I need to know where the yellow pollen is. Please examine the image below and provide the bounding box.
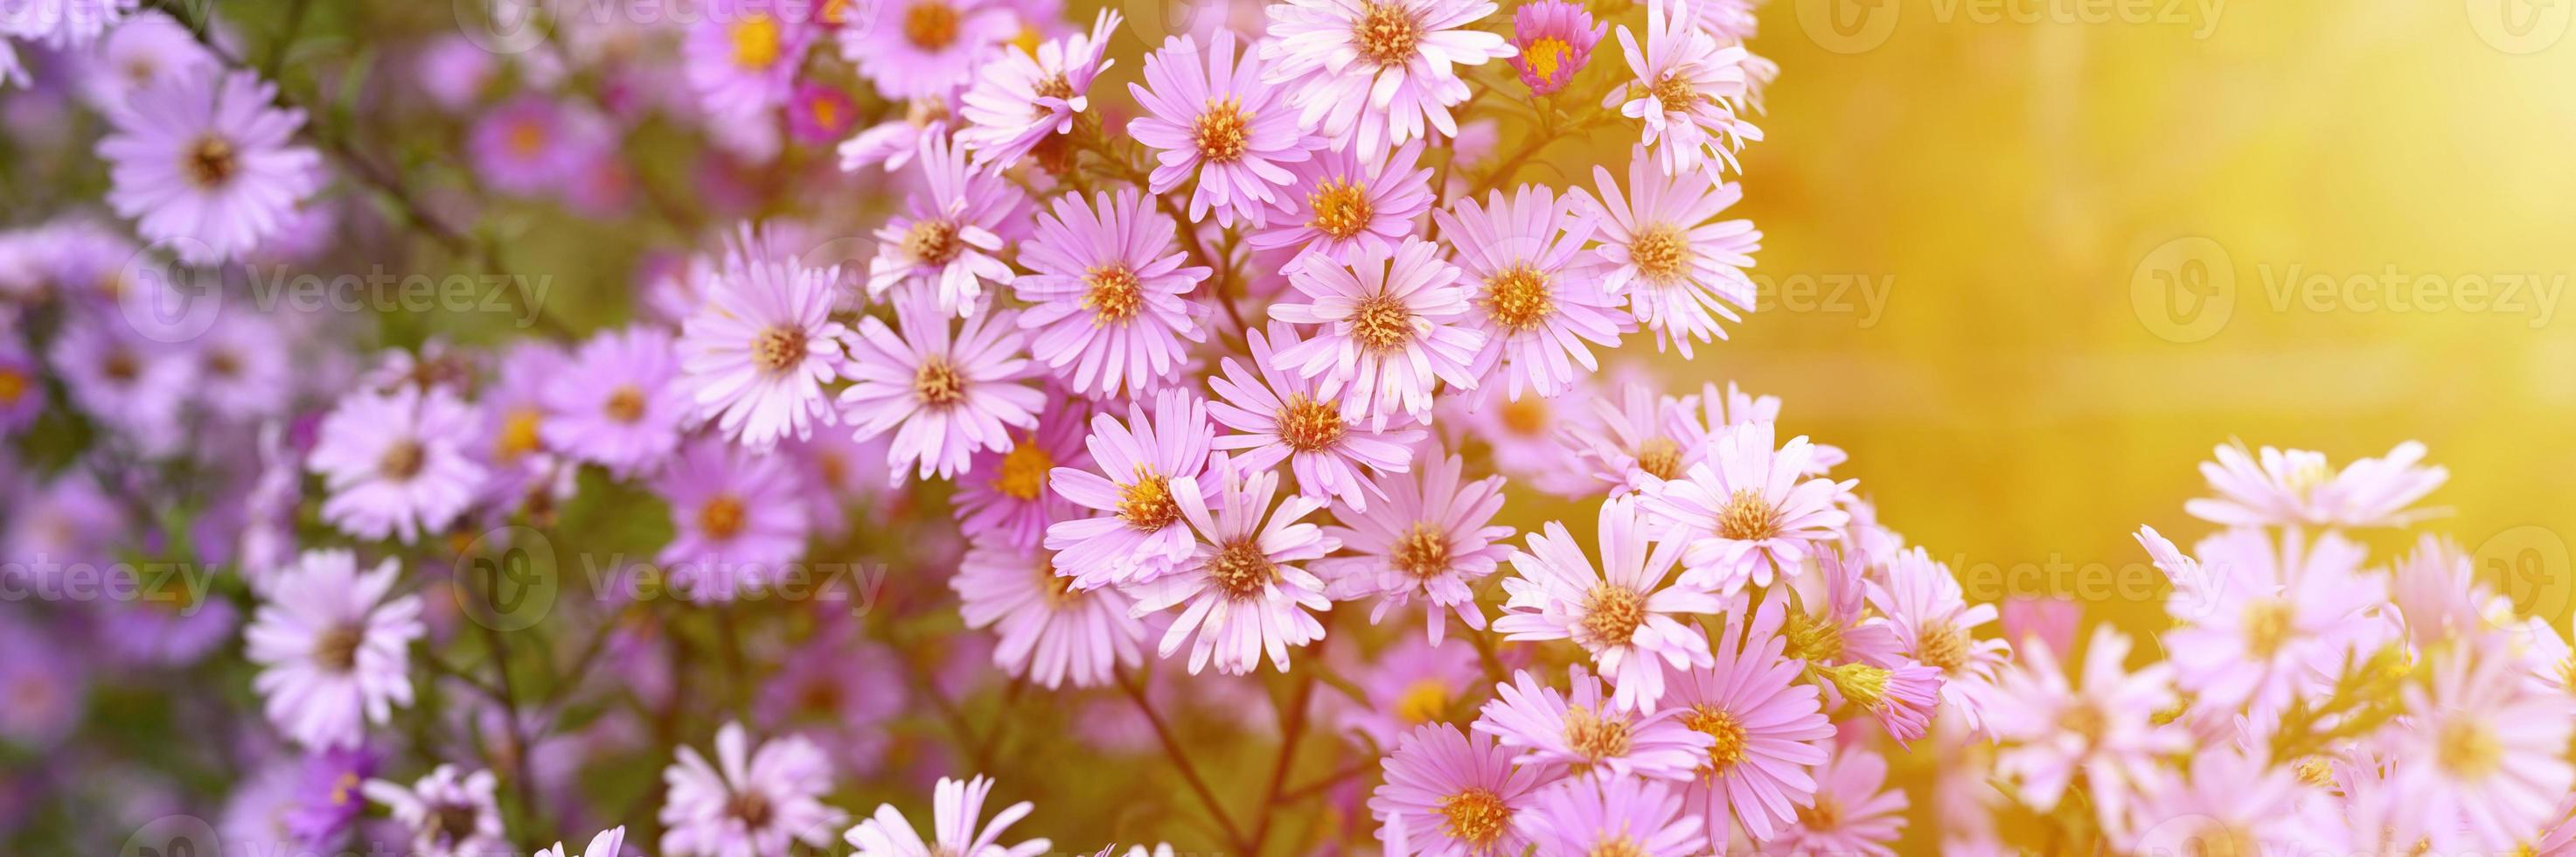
[2060,702,2108,748]
[903,219,964,266]
[1353,1,1424,66]
[1389,521,1451,579]
[729,14,783,70]
[496,408,543,462]
[1580,585,1646,646]
[699,494,747,540]
[1633,436,1683,481]
[184,134,237,188]
[1650,72,1702,113]
[0,367,27,404]
[902,0,960,50]
[1209,540,1278,598]
[1683,705,1749,773]
[604,386,646,423]
[1500,396,1549,436]
[2437,718,2503,779]
[1118,467,1180,530]
[1083,266,1144,323]
[1917,619,1969,672]
[1194,98,1250,163]
[1525,37,1571,81]
[2293,757,2335,789]
[1783,610,1846,663]
[1589,839,1647,857]
[809,94,842,129]
[1438,787,1510,847]
[1630,225,1690,283]
[915,359,968,407]
[506,119,547,157]
[378,439,426,480]
[1277,394,1345,452]
[1032,73,1075,102]
[1563,706,1632,762]
[2240,598,2294,659]
[1036,555,1082,608]
[1484,266,1554,332]
[751,325,806,373]
[1796,794,1841,832]
[1348,293,1415,352]
[1308,178,1374,240]
[993,436,1053,500]
[1716,488,1782,540]
[1395,678,1450,725]
[1824,662,1893,709]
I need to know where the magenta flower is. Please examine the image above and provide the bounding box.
[469,95,588,197]
[866,129,1027,316]
[1043,387,1217,589]
[679,226,850,449]
[682,0,813,121]
[957,10,1120,168]
[1670,596,1832,842]
[1257,0,1515,158]
[99,68,324,263]
[839,295,1045,482]
[1013,187,1210,398]
[838,96,953,173]
[310,384,487,543]
[48,311,190,455]
[839,0,1016,100]
[651,438,812,603]
[1511,772,1704,856]
[1270,236,1486,427]
[954,530,1145,689]
[1433,184,1628,400]
[1317,446,1513,645]
[1496,494,1720,712]
[1369,723,1547,856]
[245,550,423,750]
[786,83,860,145]
[1474,667,1711,780]
[1125,456,1339,675]
[1640,421,1853,594]
[543,324,693,480]
[1126,30,1311,227]
[661,722,847,856]
[2124,749,2329,857]
[1249,139,1437,263]
[952,395,1090,551]
[1209,323,1424,512]
[1584,155,1759,357]
[1611,0,1760,181]
[1507,1,1604,95]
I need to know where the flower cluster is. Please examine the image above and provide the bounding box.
[0,0,2558,854]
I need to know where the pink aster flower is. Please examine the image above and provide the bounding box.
[1370,723,1548,856]
[362,765,505,857]
[2140,526,2380,720]
[951,396,1089,550]
[1336,635,1486,744]
[2124,749,2329,857]
[1257,0,1515,158]
[2393,643,2576,854]
[953,530,1145,688]
[1512,774,1704,856]
[844,775,1050,857]
[1771,742,1906,857]
[1013,187,1210,398]
[245,549,423,750]
[1,0,134,46]
[536,827,627,857]
[1250,139,1437,263]
[683,0,813,118]
[1125,456,1339,674]
[1865,547,2011,735]
[1317,447,1512,645]
[1584,155,1759,356]
[1669,596,1833,842]
[866,129,1027,316]
[1126,30,1310,226]
[468,95,588,197]
[679,227,850,449]
[1507,1,1604,95]
[1989,627,2186,839]
[77,10,215,109]
[1474,667,1712,780]
[2186,440,2448,528]
[1270,236,1486,426]
[839,96,953,173]
[310,384,486,542]
[1611,0,1759,181]
[1434,184,1627,400]
[651,438,812,603]
[840,0,1016,100]
[661,722,848,857]
[1043,387,1217,588]
[543,324,693,480]
[838,295,1044,482]
[1210,324,1424,511]
[1497,493,1720,712]
[786,83,859,145]
[0,339,40,436]
[99,68,324,263]
[48,311,191,455]
[1640,421,1852,594]
[957,10,1120,168]
[1557,380,1705,495]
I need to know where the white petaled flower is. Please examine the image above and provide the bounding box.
[245,549,423,749]
[679,227,851,449]
[1494,494,1721,712]
[957,10,1121,169]
[661,721,849,857]
[0,0,136,48]
[1258,0,1515,159]
[98,68,324,263]
[1609,0,1759,181]
[535,827,627,857]
[2392,641,2576,854]
[1583,154,1759,357]
[309,384,487,543]
[2185,440,2448,528]
[360,765,505,857]
[845,775,1052,857]
[1638,420,1854,595]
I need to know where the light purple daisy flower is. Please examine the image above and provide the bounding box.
[97,579,238,666]
[0,0,135,46]
[47,311,191,455]
[844,774,1051,857]
[651,437,811,603]
[468,94,588,197]
[1495,493,1722,712]
[474,340,571,515]
[953,530,1145,689]
[1512,775,1705,857]
[2186,440,2448,528]
[1250,139,1436,263]
[1770,742,1907,857]
[1670,596,1832,842]
[1043,387,1217,589]
[1369,722,1547,856]
[679,226,850,449]
[0,608,86,748]
[543,324,693,480]
[98,68,324,263]
[362,765,505,857]
[755,617,909,774]
[1013,187,1210,398]
[866,129,1027,316]
[1257,0,1515,158]
[838,95,954,173]
[1474,667,1713,781]
[682,0,815,119]
[1584,153,1760,357]
[245,549,423,750]
[536,827,628,857]
[1865,547,2011,736]
[1318,446,1512,646]
[190,310,296,423]
[310,384,487,543]
[1507,0,1604,95]
[661,722,848,857]
[1126,30,1311,227]
[838,294,1046,482]
[1269,236,1486,427]
[1611,0,1760,181]
[957,9,1120,169]
[1639,420,1853,594]
[1209,323,1424,512]
[1435,184,1628,400]
[951,394,1089,550]
[76,10,216,110]
[1556,380,1706,495]
[840,0,1016,100]
[0,338,41,436]
[1125,455,1339,675]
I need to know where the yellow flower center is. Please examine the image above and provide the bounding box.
[1118,467,1180,531]
[1348,293,1414,352]
[2240,598,2294,659]
[993,436,1053,500]
[752,326,806,373]
[1525,37,1571,80]
[1194,98,1250,163]
[1209,539,1278,598]
[903,219,964,266]
[1484,265,1555,332]
[903,0,960,50]
[1650,71,1702,114]
[496,407,544,462]
[1716,488,1782,541]
[1630,225,1690,284]
[1308,178,1374,240]
[1354,1,1423,66]
[1277,394,1345,452]
[1917,619,1968,672]
[604,385,647,423]
[1390,521,1451,580]
[1083,265,1143,324]
[1683,705,1749,774]
[184,134,238,189]
[730,13,783,70]
[1580,585,1646,646]
[1564,705,1632,762]
[915,359,968,407]
[1500,396,1549,436]
[2438,718,2503,780]
[700,494,747,540]
[0,367,29,405]
[1438,787,1510,848]
[1633,436,1683,481]
[1395,678,1449,725]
